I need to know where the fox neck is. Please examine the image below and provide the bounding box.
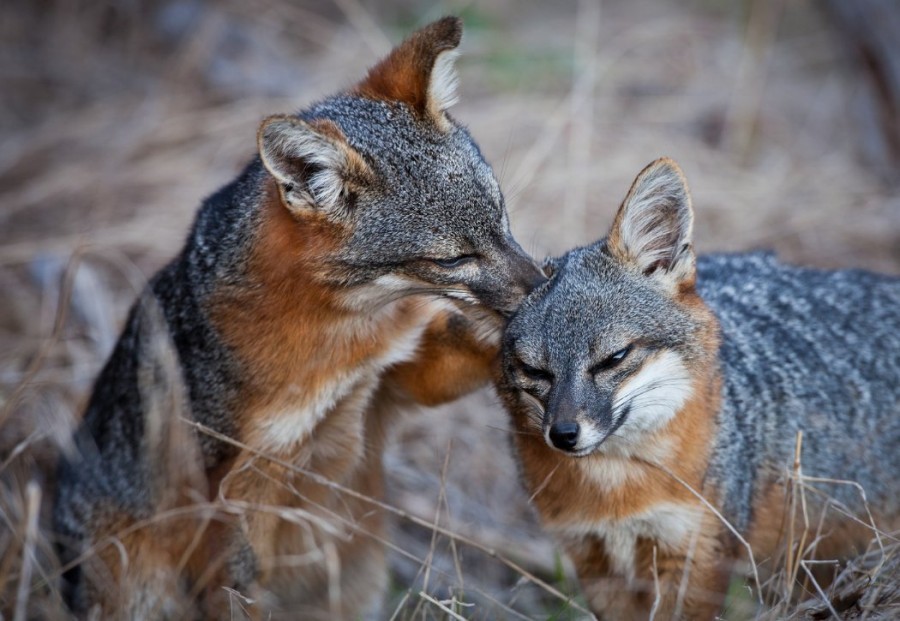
[209,184,437,454]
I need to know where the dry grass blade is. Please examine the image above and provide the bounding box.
[801,559,844,621]
[0,431,44,475]
[181,418,593,617]
[798,476,887,572]
[418,591,469,621]
[12,482,41,621]
[0,248,84,428]
[649,546,661,621]
[784,430,811,602]
[674,518,703,619]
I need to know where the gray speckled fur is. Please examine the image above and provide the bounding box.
[54,165,260,545]
[697,252,900,530]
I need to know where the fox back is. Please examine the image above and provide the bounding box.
[55,17,543,620]
[700,252,900,528]
[499,158,900,619]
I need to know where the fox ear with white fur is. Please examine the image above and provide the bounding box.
[354,16,463,131]
[257,115,374,219]
[607,158,696,291]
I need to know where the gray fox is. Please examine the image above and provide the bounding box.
[54,17,544,620]
[498,158,900,620]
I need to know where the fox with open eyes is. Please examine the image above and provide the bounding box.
[498,158,900,620]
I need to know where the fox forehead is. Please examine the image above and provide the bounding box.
[306,97,507,258]
[508,248,692,367]
[307,96,502,211]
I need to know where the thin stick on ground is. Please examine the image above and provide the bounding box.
[420,440,453,602]
[0,431,45,475]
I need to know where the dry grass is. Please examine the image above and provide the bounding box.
[1,0,899,619]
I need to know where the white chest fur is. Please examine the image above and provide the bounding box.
[553,502,702,582]
[254,296,449,453]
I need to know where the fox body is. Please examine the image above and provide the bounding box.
[499,159,900,620]
[55,18,543,620]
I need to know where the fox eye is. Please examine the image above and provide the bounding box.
[590,345,632,374]
[519,362,554,384]
[432,255,474,269]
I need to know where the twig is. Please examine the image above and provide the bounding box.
[422,441,453,597]
[800,475,887,575]
[527,463,561,504]
[0,430,45,474]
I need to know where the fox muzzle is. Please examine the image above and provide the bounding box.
[544,383,615,455]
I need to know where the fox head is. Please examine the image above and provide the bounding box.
[499,158,719,456]
[256,17,544,317]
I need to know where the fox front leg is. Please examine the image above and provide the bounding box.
[381,308,499,407]
[569,531,730,621]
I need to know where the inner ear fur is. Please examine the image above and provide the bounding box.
[353,16,463,131]
[607,157,696,290]
[257,115,373,218]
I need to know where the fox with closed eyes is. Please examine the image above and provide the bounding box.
[54,17,544,620]
[498,158,900,620]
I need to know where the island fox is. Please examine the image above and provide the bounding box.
[498,158,900,620]
[54,17,544,620]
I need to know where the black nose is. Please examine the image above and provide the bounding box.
[548,422,580,451]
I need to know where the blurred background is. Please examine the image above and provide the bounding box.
[1,0,898,618]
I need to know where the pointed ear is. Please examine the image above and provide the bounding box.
[607,158,695,291]
[354,16,463,131]
[257,115,373,218]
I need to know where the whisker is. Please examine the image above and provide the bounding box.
[371,285,471,307]
[483,423,542,438]
[613,376,690,404]
[518,392,546,431]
